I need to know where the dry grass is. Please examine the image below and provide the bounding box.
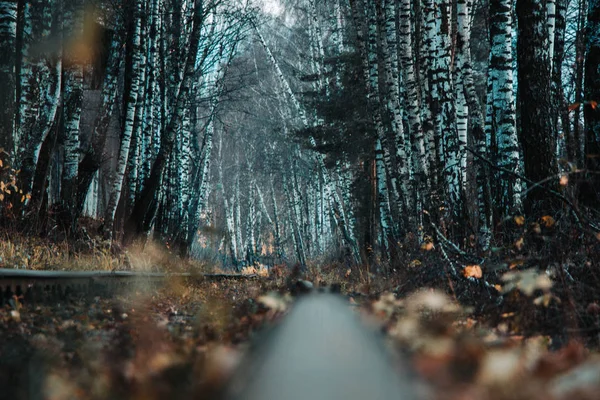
[0,232,215,273]
[0,233,119,270]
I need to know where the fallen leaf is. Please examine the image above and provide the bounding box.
[515,237,525,250]
[514,215,525,226]
[421,242,434,251]
[463,265,483,279]
[10,310,21,322]
[540,215,555,228]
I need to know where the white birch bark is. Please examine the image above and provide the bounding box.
[103,3,144,237]
[397,0,428,181]
[489,0,522,214]
[547,0,556,71]
[234,171,243,263]
[381,0,409,204]
[0,1,17,158]
[60,0,84,217]
[17,0,61,202]
[217,131,237,265]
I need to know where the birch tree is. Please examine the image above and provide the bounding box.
[103,1,145,238]
[60,0,84,229]
[488,0,522,216]
[125,0,205,241]
[17,0,62,207]
[75,26,124,223]
[0,1,17,160]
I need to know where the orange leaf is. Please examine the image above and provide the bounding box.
[560,175,569,186]
[421,242,434,251]
[463,265,483,279]
[568,102,580,111]
[540,215,555,228]
[590,100,598,110]
[514,216,525,226]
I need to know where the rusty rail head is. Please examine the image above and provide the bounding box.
[225,293,418,400]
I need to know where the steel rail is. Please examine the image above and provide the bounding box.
[0,268,258,304]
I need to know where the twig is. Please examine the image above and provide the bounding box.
[466,147,600,234]
[423,210,484,265]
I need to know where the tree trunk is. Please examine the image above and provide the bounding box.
[74,28,124,223]
[0,1,17,161]
[517,0,558,215]
[60,0,84,232]
[124,0,204,243]
[103,2,144,238]
[583,0,600,207]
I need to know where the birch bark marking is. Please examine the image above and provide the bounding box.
[0,1,17,159]
[60,0,84,227]
[490,0,522,215]
[547,0,556,71]
[348,0,393,255]
[125,0,204,240]
[103,2,143,238]
[382,0,414,225]
[398,0,427,180]
[436,0,461,223]
[17,0,61,205]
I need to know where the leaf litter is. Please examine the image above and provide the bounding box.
[1,275,600,400]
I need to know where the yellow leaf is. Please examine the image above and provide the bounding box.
[421,242,434,251]
[463,265,483,279]
[514,216,525,226]
[0,159,3,167]
[540,215,555,228]
[20,195,25,203]
[0,194,4,201]
[409,259,422,268]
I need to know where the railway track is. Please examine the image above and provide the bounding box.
[0,268,258,304]
[224,292,419,400]
[0,269,419,399]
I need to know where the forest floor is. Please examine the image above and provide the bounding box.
[2,227,600,399]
